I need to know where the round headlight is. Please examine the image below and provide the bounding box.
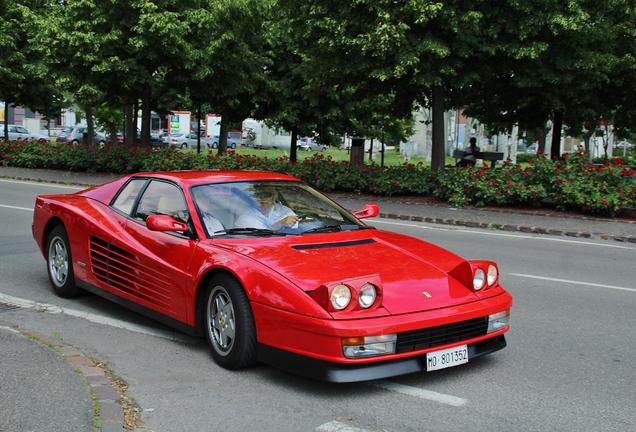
[487,265,498,286]
[473,268,485,291]
[359,283,377,308]
[330,284,351,310]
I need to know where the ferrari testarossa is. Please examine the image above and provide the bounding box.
[33,170,512,382]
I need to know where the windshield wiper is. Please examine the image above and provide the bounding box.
[214,228,288,237]
[301,225,342,234]
[301,224,373,234]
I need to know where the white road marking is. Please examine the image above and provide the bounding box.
[316,421,375,432]
[370,380,467,407]
[0,178,84,190]
[509,273,636,293]
[0,325,20,334]
[371,219,636,250]
[0,291,183,341]
[0,203,34,212]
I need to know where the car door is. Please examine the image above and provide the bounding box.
[120,179,198,321]
[90,178,197,322]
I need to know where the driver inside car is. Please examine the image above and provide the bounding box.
[234,186,298,230]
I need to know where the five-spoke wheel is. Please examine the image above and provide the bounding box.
[48,236,69,287]
[202,275,257,369]
[207,286,236,355]
[46,224,80,297]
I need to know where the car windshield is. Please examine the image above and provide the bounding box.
[191,181,367,238]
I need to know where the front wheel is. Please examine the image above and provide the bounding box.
[46,224,80,298]
[181,143,187,149]
[202,275,257,369]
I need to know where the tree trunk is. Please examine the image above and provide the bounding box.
[109,124,117,144]
[431,85,445,172]
[141,85,151,146]
[536,125,548,154]
[583,130,593,154]
[368,138,374,162]
[3,101,9,140]
[550,111,563,160]
[290,127,298,162]
[350,137,365,165]
[124,104,135,145]
[85,105,94,145]
[217,116,228,155]
[196,104,202,154]
[380,139,385,167]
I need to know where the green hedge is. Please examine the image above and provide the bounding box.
[0,141,634,216]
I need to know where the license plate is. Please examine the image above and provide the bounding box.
[426,345,469,371]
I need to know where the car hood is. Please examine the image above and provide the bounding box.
[210,229,480,315]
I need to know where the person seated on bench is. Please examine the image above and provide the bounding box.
[457,137,480,167]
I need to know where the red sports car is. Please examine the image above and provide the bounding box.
[32,171,512,382]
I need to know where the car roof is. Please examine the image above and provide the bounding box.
[130,170,300,186]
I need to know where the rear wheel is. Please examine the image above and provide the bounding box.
[181,143,187,149]
[46,225,80,298]
[202,275,257,369]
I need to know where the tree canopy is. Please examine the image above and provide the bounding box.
[1,0,634,164]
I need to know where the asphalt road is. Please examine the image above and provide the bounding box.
[0,178,634,432]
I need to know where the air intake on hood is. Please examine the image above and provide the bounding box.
[292,239,376,250]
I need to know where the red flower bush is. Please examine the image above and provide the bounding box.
[0,141,634,216]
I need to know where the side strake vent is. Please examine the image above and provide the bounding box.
[89,236,171,308]
[292,239,376,250]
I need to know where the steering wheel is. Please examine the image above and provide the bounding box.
[297,212,320,223]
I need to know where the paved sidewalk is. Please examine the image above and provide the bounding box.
[0,325,94,432]
[0,313,128,432]
[1,166,635,242]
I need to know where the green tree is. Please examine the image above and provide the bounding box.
[0,0,55,139]
[184,0,272,155]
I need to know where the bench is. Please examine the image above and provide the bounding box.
[452,149,505,168]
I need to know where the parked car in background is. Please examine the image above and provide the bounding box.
[57,126,106,146]
[116,131,166,147]
[56,126,74,141]
[298,137,327,151]
[0,123,52,142]
[162,133,189,148]
[208,135,238,149]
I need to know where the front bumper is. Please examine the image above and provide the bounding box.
[257,335,507,383]
[252,291,512,364]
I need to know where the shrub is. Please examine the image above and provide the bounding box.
[0,141,633,216]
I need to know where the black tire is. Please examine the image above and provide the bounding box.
[46,224,80,298]
[230,142,236,149]
[212,142,218,149]
[181,143,187,149]
[71,140,79,145]
[201,274,257,369]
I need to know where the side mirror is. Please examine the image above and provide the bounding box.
[146,214,188,233]
[352,203,379,219]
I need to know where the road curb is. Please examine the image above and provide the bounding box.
[2,324,132,431]
[378,212,636,244]
[2,173,635,244]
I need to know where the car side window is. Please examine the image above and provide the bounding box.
[112,179,147,215]
[16,126,29,134]
[134,181,189,224]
